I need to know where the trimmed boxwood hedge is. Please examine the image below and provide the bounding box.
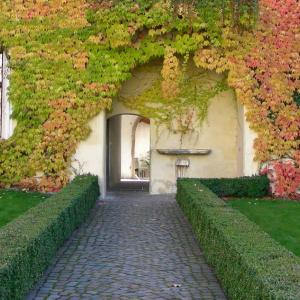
[190,175,270,197]
[177,178,300,300]
[0,175,99,300]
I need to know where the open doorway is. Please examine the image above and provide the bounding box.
[107,114,150,191]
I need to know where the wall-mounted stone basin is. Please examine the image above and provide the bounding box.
[156,149,211,155]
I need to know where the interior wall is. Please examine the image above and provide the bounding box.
[108,116,122,188]
[134,121,150,166]
[120,116,151,179]
[120,115,138,178]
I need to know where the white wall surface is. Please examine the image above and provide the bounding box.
[1,52,14,139]
[120,115,138,178]
[134,121,150,163]
[71,112,106,197]
[240,105,259,176]
[150,88,242,194]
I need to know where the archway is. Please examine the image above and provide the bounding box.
[72,60,258,197]
[106,114,150,191]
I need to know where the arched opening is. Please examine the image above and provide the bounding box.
[106,114,150,191]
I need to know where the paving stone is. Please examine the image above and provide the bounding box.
[27,192,226,300]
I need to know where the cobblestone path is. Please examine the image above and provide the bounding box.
[28,192,226,300]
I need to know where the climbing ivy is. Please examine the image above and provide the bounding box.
[0,0,298,197]
[120,51,228,134]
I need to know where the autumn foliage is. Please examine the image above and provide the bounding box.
[229,0,300,197]
[0,0,299,196]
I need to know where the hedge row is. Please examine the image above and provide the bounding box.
[0,175,99,300]
[192,175,270,197]
[177,178,300,299]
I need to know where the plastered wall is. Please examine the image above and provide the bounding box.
[149,88,242,194]
[134,121,150,164]
[0,52,14,139]
[120,115,137,178]
[72,111,107,196]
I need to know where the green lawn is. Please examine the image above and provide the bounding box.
[228,198,300,257]
[0,189,48,228]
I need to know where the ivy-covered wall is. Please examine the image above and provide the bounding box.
[0,0,299,197]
